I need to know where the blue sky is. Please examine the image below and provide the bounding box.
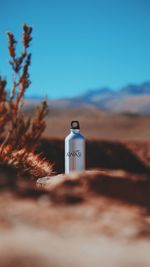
[0,0,150,98]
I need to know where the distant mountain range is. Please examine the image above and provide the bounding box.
[27,82,150,114]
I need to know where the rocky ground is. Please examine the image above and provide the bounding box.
[0,139,150,267]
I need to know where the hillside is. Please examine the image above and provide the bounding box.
[26,81,150,114]
[45,82,150,114]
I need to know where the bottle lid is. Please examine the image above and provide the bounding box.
[70,121,80,129]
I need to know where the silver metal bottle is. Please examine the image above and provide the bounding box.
[65,121,85,174]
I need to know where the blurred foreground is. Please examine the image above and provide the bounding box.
[0,134,150,266]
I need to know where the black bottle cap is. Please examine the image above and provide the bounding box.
[71,121,80,129]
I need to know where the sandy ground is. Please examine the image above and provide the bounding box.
[1,223,150,267]
[25,107,150,140]
[43,107,150,140]
[0,193,150,267]
[0,168,150,267]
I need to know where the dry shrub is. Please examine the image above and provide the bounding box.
[0,24,53,178]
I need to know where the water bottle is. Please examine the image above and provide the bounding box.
[65,121,85,174]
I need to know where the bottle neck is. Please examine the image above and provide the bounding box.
[70,129,80,133]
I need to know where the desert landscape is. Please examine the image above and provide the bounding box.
[0,9,150,266]
[1,81,150,266]
[0,105,150,267]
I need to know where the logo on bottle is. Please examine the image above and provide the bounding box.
[66,150,81,158]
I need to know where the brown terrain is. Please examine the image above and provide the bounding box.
[0,107,150,267]
[43,107,150,140]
